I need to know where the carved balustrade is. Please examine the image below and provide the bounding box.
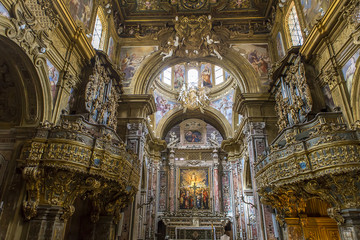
[19,115,140,221]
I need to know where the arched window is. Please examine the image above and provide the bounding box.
[91,9,107,50]
[214,65,224,85]
[287,5,303,46]
[188,69,198,88]
[163,67,172,85]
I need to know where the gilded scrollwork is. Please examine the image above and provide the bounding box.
[159,15,228,60]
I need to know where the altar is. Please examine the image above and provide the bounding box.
[176,226,214,240]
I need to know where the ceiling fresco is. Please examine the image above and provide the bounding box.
[114,0,275,33]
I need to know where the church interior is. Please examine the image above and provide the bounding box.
[0,0,360,239]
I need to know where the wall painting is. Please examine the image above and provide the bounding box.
[342,50,360,94]
[154,91,179,125]
[210,90,234,125]
[184,130,202,143]
[46,59,59,103]
[232,44,271,77]
[107,37,115,61]
[0,2,10,18]
[68,0,93,28]
[119,46,158,87]
[174,64,185,89]
[201,63,212,88]
[276,32,285,59]
[179,168,210,210]
[301,0,331,31]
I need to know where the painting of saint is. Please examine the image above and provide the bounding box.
[201,63,212,88]
[232,44,271,77]
[342,50,359,94]
[185,130,202,143]
[0,2,10,18]
[46,59,59,103]
[68,0,93,28]
[107,37,115,61]
[210,90,234,125]
[276,32,285,59]
[301,0,331,30]
[179,168,210,210]
[174,64,185,89]
[119,46,158,87]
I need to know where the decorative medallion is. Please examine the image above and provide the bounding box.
[181,0,207,10]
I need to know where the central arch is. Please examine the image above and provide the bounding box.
[156,107,233,140]
[131,48,262,95]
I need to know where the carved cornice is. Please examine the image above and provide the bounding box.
[119,94,156,117]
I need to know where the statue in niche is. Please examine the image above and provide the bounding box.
[168,131,179,147]
[208,131,219,147]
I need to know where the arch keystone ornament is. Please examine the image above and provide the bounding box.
[159,15,228,60]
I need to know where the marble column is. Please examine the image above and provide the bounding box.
[213,149,220,213]
[168,149,175,213]
[24,205,66,240]
[338,208,360,240]
[126,122,148,240]
[243,122,276,240]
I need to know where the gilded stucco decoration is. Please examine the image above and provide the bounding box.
[178,85,210,113]
[160,15,227,60]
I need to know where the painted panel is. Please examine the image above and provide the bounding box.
[68,0,93,28]
[342,50,360,94]
[154,91,179,125]
[0,2,10,18]
[184,130,202,143]
[174,64,185,89]
[107,37,115,61]
[179,168,210,210]
[46,59,59,103]
[119,46,157,87]
[210,90,234,125]
[232,44,271,77]
[201,63,212,88]
[301,0,331,30]
[276,32,285,59]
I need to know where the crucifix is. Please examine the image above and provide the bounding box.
[190,182,199,209]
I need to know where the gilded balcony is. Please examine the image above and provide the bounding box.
[19,115,140,220]
[255,112,360,189]
[255,112,360,227]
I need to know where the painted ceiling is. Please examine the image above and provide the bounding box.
[114,0,274,26]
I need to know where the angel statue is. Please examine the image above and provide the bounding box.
[160,35,180,61]
[168,131,179,147]
[208,131,219,147]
